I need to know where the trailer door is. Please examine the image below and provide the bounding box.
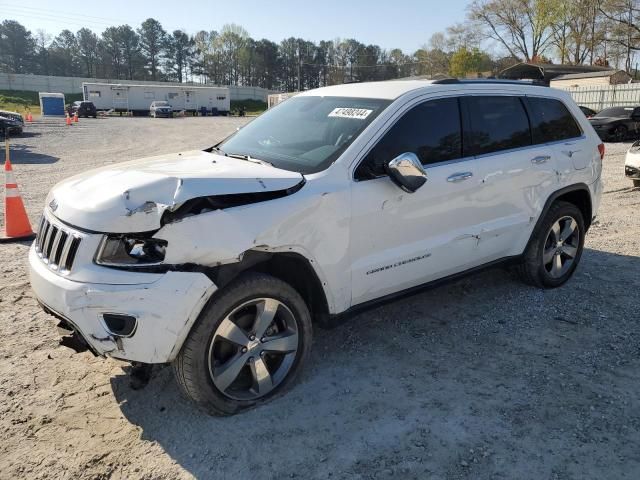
[111,86,129,111]
[184,90,196,111]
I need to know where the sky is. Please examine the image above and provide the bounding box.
[0,0,471,53]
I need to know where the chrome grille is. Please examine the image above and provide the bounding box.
[35,216,82,273]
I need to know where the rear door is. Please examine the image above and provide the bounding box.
[462,95,557,261]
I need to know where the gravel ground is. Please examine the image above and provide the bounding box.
[0,117,639,480]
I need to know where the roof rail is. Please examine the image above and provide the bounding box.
[432,78,547,86]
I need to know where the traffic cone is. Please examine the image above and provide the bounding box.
[1,138,36,242]
[65,114,71,126]
[73,112,78,123]
[26,113,33,123]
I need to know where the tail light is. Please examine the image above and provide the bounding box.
[597,143,605,160]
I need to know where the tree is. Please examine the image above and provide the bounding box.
[449,47,489,77]
[0,20,36,73]
[166,30,194,82]
[118,25,141,80]
[49,29,80,76]
[468,0,557,61]
[599,0,640,71]
[138,18,166,80]
[77,28,99,77]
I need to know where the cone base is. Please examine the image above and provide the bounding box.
[0,230,36,243]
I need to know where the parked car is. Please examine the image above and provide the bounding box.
[625,140,640,187]
[30,79,604,415]
[579,106,597,118]
[0,110,24,135]
[149,101,173,118]
[71,101,97,118]
[588,106,640,141]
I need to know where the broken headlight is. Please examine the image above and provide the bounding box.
[95,235,167,267]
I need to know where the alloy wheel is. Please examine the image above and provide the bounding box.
[542,216,580,279]
[207,298,299,401]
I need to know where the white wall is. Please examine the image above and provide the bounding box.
[0,73,278,102]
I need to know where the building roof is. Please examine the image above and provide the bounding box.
[551,70,629,81]
[499,63,612,83]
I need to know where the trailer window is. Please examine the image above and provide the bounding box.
[217,96,226,100]
[88,91,101,98]
[168,93,179,99]
[144,92,155,99]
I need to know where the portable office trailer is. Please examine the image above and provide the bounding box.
[38,92,66,116]
[82,83,231,115]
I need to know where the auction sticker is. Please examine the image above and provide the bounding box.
[328,107,373,120]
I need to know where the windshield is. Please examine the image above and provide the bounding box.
[217,96,391,174]
[155,101,169,106]
[594,107,633,118]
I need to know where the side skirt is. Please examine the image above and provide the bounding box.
[320,255,522,329]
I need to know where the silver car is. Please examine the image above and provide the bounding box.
[149,101,173,118]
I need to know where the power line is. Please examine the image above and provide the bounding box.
[0,3,130,24]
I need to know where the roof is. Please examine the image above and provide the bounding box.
[551,70,629,81]
[295,79,560,101]
[81,82,229,90]
[297,80,433,100]
[499,63,611,82]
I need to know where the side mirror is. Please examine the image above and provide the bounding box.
[385,152,427,193]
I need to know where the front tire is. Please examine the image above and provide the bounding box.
[517,201,585,288]
[633,179,640,188]
[173,272,313,415]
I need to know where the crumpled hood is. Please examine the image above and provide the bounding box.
[47,149,304,233]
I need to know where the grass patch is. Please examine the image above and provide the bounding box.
[0,90,82,116]
[231,99,267,116]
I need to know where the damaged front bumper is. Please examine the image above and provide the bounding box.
[29,245,217,363]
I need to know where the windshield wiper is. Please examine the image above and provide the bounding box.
[225,152,274,168]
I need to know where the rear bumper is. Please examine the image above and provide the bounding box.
[29,245,217,363]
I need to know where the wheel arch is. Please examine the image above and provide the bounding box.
[207,250,331,326]
[527,184,592,252]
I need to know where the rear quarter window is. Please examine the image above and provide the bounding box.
[463,96,531,156]
[526,97,582,143]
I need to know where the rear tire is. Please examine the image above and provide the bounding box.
[173,272,312,415]
[612,125,628,142]
[633,179,640,188]
[517,201,585,288]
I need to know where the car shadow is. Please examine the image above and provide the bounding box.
[6,141,58,164]
[112,247,640,479]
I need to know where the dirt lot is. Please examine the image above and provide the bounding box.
[1,117,639,480]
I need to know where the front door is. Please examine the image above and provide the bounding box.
[349,97,484,306]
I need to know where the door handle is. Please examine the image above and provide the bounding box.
[531,155,551,164]
[447,172,473,182]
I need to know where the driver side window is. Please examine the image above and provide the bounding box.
[355,97,462,180]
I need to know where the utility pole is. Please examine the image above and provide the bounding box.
[297,42,301,92]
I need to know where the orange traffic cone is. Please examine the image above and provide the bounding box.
[73,112,78,123]
[1,138,36,242]
[26,113,33,123]
[65,114,72,126]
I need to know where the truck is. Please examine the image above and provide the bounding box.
[82,82,231,115]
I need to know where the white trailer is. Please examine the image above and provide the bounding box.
[82,82,231,115]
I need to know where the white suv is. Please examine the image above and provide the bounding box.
[29,80,604,415]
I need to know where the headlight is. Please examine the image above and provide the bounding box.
[630,140,640,153]
[95,235,167,267]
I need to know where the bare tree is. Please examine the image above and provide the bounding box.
[468,0,557,61]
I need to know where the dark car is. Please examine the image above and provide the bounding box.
[579,106,597,118]
[0,113,24,138]
[71,101,98,118]
[588,106,640,141]
[0,110,24,135]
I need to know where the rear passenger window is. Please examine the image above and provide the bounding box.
[355,97,462,179]
[464,96,531,156]
[527,97,582,143]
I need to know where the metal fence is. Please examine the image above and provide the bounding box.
[555,83,640,110]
